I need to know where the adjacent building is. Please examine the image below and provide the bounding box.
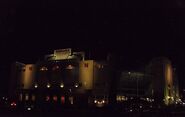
[116,57,180,106]
[10,49,180,108]
[116,71,151,102]
[146,57,180,105]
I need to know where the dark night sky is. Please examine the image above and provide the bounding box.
[0,0,185,93]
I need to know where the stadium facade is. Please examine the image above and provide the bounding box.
[9,49,180,108]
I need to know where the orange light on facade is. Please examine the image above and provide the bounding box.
[25,94,29,101]
[32,95,36,101]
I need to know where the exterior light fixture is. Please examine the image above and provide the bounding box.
[74,83,79,88]
[40,66,48,71]
[60,83,64,88]
[47,84,51,88]
[34,84,38,88]
[27,107,31,111]
[102,100,105,103]
[94,100,97,103]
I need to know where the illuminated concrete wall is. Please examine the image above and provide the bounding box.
[21,64,36,89]
[79,60,94,90]
[54,48,72,60]
[36,61,80,89]
[164,61,174,105]
[45,49,85,61]
[147,57,177,105]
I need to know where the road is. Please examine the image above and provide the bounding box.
[0,108,185,117]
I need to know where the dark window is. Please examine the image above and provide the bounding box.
[29,67,32,71]
[84,63,88,68]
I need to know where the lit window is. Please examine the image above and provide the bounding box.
[61,96,65,104]
[66,64,74,69]
[84,63,88,68]
[53,96,58,101]
[116,95,127,102]
[29,67,32,71]
[97,64,104,69]
[46,96,50,101]
[32,95,36,101]
[19,94,23,101]
[97,64,101,69]
[40,66,48,71]
[25,94,29,101]
[69,96,74,104]
[52,65,60,71]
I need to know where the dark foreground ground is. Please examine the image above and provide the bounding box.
[1,108,185,117]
